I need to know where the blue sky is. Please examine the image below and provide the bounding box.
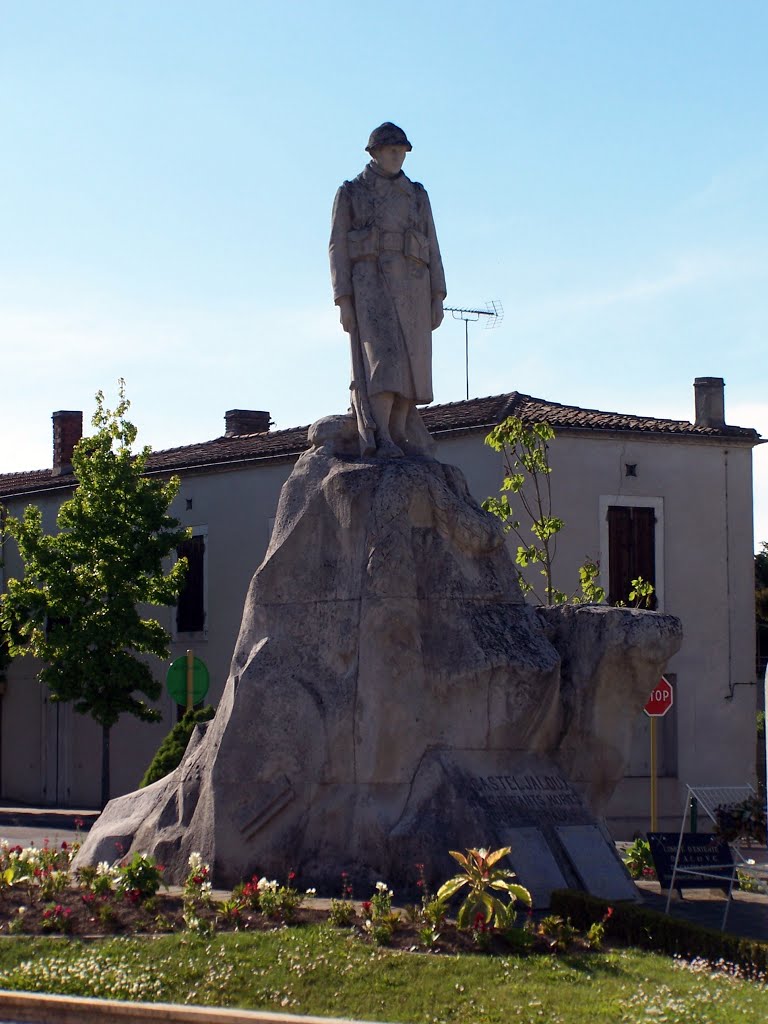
[2,1,767,542]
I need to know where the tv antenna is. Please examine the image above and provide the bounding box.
[443,300,504,399]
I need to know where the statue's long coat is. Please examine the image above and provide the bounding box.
[329,162,446,404]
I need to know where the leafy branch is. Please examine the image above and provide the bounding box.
[483,417,605,606]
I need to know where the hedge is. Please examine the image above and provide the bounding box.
[550,888,768,979]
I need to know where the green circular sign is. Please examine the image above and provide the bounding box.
[166,655,210,706]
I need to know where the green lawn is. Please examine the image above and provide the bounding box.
[0,926,766,1023]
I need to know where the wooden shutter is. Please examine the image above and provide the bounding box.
[607,505,657,608]
[176,534,206,632]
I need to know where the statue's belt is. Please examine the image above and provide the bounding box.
[379,231,406,250]
[348,226,430,266]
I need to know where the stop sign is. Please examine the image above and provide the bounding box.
[644,676,673,717]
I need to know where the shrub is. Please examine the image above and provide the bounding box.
[437,847,531,930]
[714,793,767,844]
[550,888,768,979]
[140,706,215,788]
[115,853,165,903]
[623,837,656,880]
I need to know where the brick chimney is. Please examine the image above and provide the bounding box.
[52,411,83,476]
[225,410,272,436]
[693,377,726,429]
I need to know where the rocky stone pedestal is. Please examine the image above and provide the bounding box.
[76,441,681,905]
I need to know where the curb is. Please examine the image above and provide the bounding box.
[0,991,390,1024]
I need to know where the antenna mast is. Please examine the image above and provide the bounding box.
[443,300,503,399]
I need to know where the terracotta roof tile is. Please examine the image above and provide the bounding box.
[0,391,760,499]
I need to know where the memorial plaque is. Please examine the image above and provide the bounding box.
[498,827,569,909]
[392,750,636,903]
[556,825,639,901]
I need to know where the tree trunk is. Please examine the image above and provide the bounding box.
[101,723,111,809]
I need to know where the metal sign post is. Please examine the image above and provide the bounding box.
[166,653,210,710]
[644,675,674,831]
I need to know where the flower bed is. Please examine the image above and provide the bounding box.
[0,840,608,955]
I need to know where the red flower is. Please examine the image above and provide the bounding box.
[361,900,372,915]
[288,871,296,882]
[61,841,68,850]
[74,817,85,830]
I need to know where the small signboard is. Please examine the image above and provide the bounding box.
[644,676,673,717]
[647,832,735,896]
[166,654,210,707]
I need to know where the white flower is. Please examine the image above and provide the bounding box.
[96,861,112,877]
[188,851,204,872]
[305,887,316,896]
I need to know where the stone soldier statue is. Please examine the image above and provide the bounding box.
[329,123,446,457]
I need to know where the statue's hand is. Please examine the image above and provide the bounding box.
[337,296,357,334]
[431,297,444,330]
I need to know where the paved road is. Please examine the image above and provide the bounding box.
[0,824,82,849]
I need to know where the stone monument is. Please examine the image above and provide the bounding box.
[76,125,682,906]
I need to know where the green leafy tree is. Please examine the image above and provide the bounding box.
[483,416,605,605]
[0,382,189,807]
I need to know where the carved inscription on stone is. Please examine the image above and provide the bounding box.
[467,772,590,826]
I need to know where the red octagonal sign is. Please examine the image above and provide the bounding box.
[644,675,674,717]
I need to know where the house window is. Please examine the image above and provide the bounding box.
[607,505,657,608]
[599,496,664,610]
[176,530,207,634]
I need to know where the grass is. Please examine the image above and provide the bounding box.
[0,925,766,1023]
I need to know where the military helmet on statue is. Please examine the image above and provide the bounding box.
[365,122,413,153]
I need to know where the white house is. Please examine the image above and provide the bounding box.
[0,377,760,835]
